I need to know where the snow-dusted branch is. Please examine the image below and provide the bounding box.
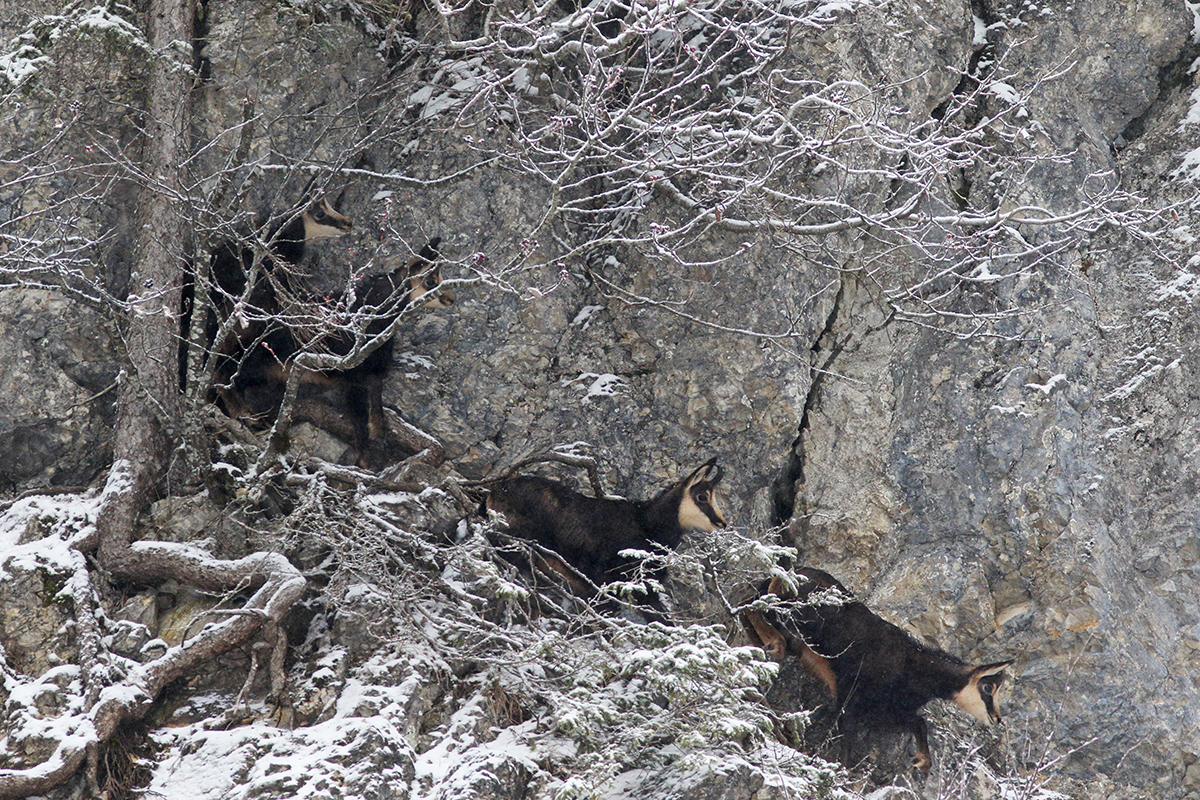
[392,0,1162,336]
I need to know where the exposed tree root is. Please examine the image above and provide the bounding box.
[0,463,307,799]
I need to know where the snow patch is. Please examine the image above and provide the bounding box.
[148,718,413,800]
[1103,359,1179,401]
[0,5,150,90]
[1024,373,1067,395]
[408,56,492,120]
[570,304,606,330]
[567,372,629,402]
[1152,269,1200,302]
[397,350,436,372]
[973,14,989,46]
[0,491,99,578]
[968,260,1009,282]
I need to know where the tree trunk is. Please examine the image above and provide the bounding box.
[97,0,190,571]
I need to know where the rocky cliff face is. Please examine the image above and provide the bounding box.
[2,0,1200,798]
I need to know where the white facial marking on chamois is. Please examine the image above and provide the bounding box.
[408,266,454,307]
[953,682,992,724]
[676,463,726,531]
[301,196,354,239]
[953,661,1013,724]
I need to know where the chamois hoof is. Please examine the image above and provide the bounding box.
[912,752,932,772]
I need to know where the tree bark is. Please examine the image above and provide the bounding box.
[98,0,191,572]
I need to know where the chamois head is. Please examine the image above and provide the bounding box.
[301,194,354,240]
[676,458,726,531]
[952,660,1014,725]
[405,237,454,308]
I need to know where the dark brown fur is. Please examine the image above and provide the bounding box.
[741,567,1012,771]
[181,194,354,399]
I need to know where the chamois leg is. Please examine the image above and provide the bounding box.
[228,355,290,429]
[214,383,257,423]
[209,349,259,424]
[633,592,671,625]
[832,693,867,771]
[489,529,607,619]
[364,372,386,442]
[531,551,596,597]
[606,556,672,625]
[742,610,789,660]
[204,323,248,419]
[909,715,932,772]
[790,638,838,699]
[836,710,856,769]
[342,374,380,469]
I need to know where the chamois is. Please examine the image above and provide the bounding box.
[484,459,726,616]
[232,237,452,467]
[741,567,1013,771]
[209,193,355,308]
[183,193,354,401]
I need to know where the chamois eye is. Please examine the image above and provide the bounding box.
[980,683,993,696]
[695,491,709,503]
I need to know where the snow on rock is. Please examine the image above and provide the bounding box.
[147,717,416,800]
[416,711,542,800]
[570,305,607,330]
[0,492,98,676]
[566,372,629,402]
[601,748,854,800]
[0,4,149,90]
[1024,374,1068,395]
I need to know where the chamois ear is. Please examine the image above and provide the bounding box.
[683,457,722,488]
[416,237,442,262]
[974,660,1015,677]
[300,172,320,201]
[298,168,344,200]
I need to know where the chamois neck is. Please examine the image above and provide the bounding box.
[637,485,685,547]
[270,214,307,267]
[911,649,973,700]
